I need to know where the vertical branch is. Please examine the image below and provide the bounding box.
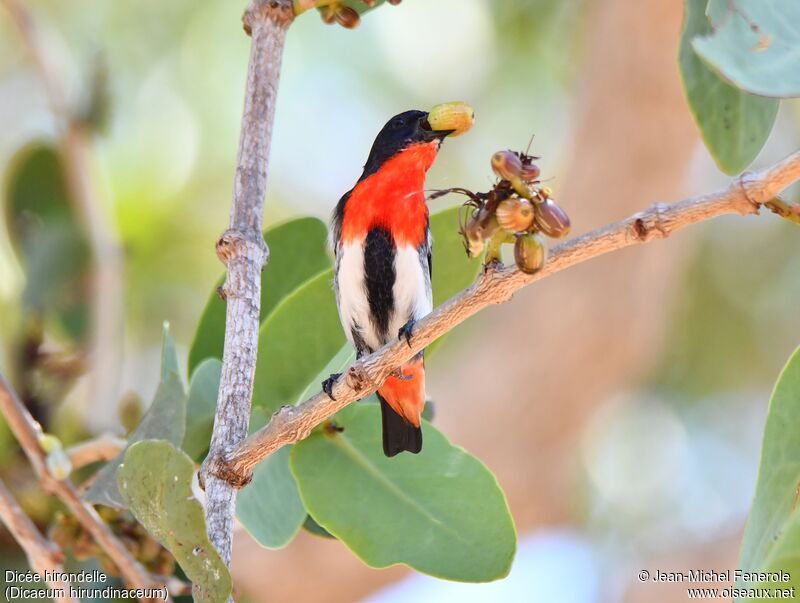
[201,0,294,570]
[0,479,76,603]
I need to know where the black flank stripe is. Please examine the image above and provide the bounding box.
[364,227,395,341]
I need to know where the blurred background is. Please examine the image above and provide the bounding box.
[1,0,799,601]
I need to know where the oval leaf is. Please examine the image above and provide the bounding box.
[118,441,231,603]
[678,0,778,174]
[182,358,222,462]
[693,0,800,98]
[429,205,482,355]
[188,217,331,376]
[85,325,186,508]
[236,446,306,549]
[252,269,344,412]
[290,403,516,582]
[738,346,800,597]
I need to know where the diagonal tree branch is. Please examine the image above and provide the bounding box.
[200,0,294,575]
[0,373,162,599]
[0,478,76,603]
[204,149,800,487]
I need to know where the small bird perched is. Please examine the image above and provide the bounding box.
[326,110,456,457]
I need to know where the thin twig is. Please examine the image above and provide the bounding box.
[0,372,164,601]
[203,150,800,487]
[65,433,126,470]
[0,478,76,603]
[0,0,125,426]
[764,196,800,225]
[200,0,294,579]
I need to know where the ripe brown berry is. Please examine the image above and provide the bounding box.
[335,6,360,28]
[491,151,522,181]
[496,197,534,232]
[320,5,337,23]
[520,163,541,182]
[534,199,571,239]
[514,233,546,274]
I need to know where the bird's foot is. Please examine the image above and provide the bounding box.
[391,367,414,381]
[322,373,341,400]
[483,258,503,273]
[398,319,416,348]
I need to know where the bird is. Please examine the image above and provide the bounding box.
[325,109,455,457]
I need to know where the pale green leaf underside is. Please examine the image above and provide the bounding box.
[737,347,800,600]
[694,0,800,98]
[679,0,778,174]
[118,441,231,603]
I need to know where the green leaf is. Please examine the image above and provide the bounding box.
[431,206,480,306]
[303,514,335,539]
[737,347,800,598]
[182,358,221,462]
[188,217,330,376]
[678,0,778,174]
[693,0,800,98]
[295,344,355,405]
[252,269,345,412]
[118,441,231,603]
[236,446,306,549]
[3,144,91,340]
[428,206,481,355]
[290,403,516,582]
[85,327,187,508]
[160,321,180,381]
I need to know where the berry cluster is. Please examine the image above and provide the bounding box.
[318,0,402,29]
[440,150,571,274]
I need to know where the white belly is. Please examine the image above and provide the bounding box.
[390,245,432,338]
[336,242,380,351]
[336,242,432,353]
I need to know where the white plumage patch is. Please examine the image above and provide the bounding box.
[336,241,431,354]
[391,244,432,337]
[335,242,377,351]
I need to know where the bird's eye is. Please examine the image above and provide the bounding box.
[391,118,406,130]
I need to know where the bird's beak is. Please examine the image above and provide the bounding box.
[418,113,455,142]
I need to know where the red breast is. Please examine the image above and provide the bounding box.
[340,142,439,247]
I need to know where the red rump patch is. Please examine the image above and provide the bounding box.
[379,358,425,427]
[341,142,439,247]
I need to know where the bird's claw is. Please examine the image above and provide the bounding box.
[391,368,414,381]
[398,319,416,348]
[322,373,341,400]
[483,258,503,273]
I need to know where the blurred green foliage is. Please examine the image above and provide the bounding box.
[85,326,186,508]
[4,145,90,340]
[737,347,800,599]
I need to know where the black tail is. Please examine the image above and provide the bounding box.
[378,394,422,457]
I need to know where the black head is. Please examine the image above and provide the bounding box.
[360,110,453,179]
